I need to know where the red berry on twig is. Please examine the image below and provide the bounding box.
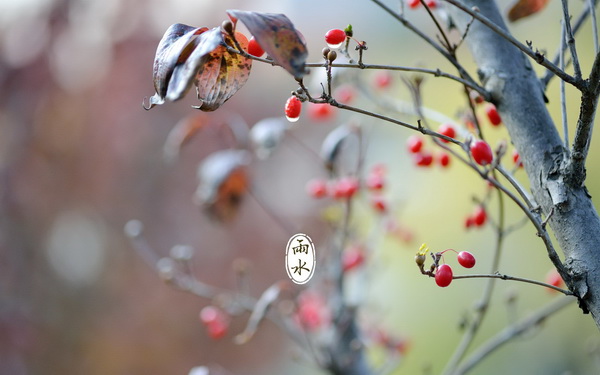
[247,37,264,57]
[457,251,476,268]
[435,264,453,287]
[485,104,502,126]
[437,123,456,143]
[407,135,424,153]
[285,96,302,122]
[325,29,346,48]
[470,140,493,166]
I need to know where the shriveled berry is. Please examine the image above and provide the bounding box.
[306,179,328,198]
[470,140,493,166]
[247,37,264,57]
[407,135,424,153]
[485,104,502,126]
[407,0,421,8]
[342,246,366,271]
[370,196,387,213]
[470,90,484,104]
[414,152,433,167]
[438,152,451,167]
[472,205,487,226]
[457,251,476,268]
[374,71,393,88]
[512,149,523,168]
[308,103,335,121]
[332,177,359,199]
[366,173,385,191]
[285,96,302,122]
[437,123,456,143]
[325,29,346,49]
[435,264,453,287]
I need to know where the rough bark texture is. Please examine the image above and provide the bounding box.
[450,0,600,327]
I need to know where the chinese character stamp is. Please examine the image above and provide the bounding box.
[285,233,315,284]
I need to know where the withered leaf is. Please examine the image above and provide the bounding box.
[163,113,208,162]
[227,10,308,79]
[145,25,252,111]
[194,150,251,222]
[507,0,549,22]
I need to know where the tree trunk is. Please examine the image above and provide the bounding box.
[450,0,600,328]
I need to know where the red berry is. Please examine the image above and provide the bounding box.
[485,104,502,126]
[438,152,451,167]
[374,71,393,89]
[472,205,487,226]
[366,173,385,191]
[437,123,456,143]
[407,135,424,153]
[296,292,330,331]
[325,29,346,48]
[370,196,387,213]
[435,264,453,287]
[426,0,437,8]
[512,149,523,168]
[247,37,264,57]
[306,179,328,198]
[407,0,421,8]
[334,84,355,104]
[285,96,302,122]
[470,140,493,166]
[545,269,564,292]
[342,246,366,271]
[414,152,433,167]
[457,251,476,268]
[464,216,474,229]
[308,103,335,121]
[470,90,484,105]
[199,306,229,340]
[332,177,359,199]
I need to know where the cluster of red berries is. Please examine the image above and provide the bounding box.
[406,134,451,168]
[464,205,487,229]
[306,165,389,213]
[435,250,476,287]
[199,305,229,340]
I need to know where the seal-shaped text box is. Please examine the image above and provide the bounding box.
[285,233,315,284]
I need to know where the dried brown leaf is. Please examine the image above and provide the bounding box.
[508,0,549,22]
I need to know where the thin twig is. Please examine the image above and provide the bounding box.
[419,0,453,51]
[453,296,575,375]
[453,272,573,295]
[560,22,569,149]
[542,0,597,89]
[590,0,599,53]
[443,0,584,90]
[560,0,583,80]
[495,165,536,210]
[455,16,475,51]
[370,0,478,87]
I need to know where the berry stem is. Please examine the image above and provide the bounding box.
[452,272,574,295]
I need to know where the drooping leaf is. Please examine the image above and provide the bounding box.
[194,150,251,222]
[145,24,208,109]
[192,31,252,111]
[144,24,252,111]
[227,10,308,79]
[507,0,549,22]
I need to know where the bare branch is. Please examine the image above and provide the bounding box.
[453,272,573,295]
[443,0,584,90]
[560,0,583,80]
[454,296,574,374]
[542,0,598,89]
[560,22,569,149]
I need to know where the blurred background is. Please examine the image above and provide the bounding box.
[1,0,599,374]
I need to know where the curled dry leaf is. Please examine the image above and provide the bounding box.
[144,24,252,111]
[507,0,549,22]
[194,150,251,222]
[227,10,308,79]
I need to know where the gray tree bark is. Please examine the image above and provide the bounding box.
[450,0,600,327]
